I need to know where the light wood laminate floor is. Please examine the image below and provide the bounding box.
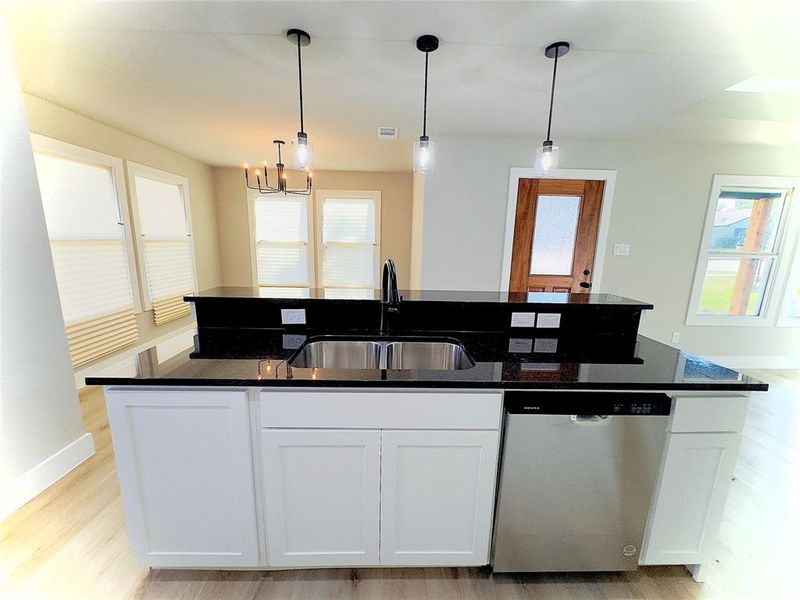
[1,371,797,600]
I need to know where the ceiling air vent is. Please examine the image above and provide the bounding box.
[377,126,399,141]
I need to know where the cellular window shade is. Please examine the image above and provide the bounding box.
[134,176,195,325]
[34,152,139,367]
[321,198,376,288]
[254,196,311,287]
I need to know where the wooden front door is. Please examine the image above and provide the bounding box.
[509,178,604,293]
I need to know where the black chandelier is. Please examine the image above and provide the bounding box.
[243,28,313,195]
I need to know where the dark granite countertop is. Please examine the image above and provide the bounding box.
[86,331,766,392]
[185,286,654,308]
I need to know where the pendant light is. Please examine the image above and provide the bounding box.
[288,28,313,171]
[534,41,569,174]
[413,34,439,174]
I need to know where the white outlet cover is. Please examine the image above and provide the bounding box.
[281,308,307,325]
[613,243,631,256]
[537,313,561,328]
[511,312,537,328]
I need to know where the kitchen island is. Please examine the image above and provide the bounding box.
[88,288,765,581]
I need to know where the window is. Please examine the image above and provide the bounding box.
[32,136,140,367]
[688,175,800,326]
[315,190,381,295]
[252,195,314,292]
[250,190,380,296]
[127,163,196,325]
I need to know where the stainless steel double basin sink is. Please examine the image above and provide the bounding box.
[289,337,475,371]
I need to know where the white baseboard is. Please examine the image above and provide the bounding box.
[0,432,95,522]
[701,355,800,370]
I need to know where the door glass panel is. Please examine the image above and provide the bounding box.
[530,195,581,275]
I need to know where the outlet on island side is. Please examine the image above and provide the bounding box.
[281,308,307,325]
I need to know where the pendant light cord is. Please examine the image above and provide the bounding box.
[546,51,558,142]
[422,51,429,137]
[297,36,305,134]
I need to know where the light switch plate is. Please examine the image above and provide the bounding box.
[281,308,307,325]
[613,243,631,256]
[537,313,561,328]
[511,312,537,328]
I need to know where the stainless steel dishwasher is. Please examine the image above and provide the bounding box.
[493,391,670,572]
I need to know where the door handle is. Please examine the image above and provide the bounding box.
[570,414,609,424]
[579,269,592,289]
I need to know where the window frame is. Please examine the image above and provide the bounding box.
[125,161,197,311]
[30,133,144,314]
[776,232,800,328]
[314,189,382,290]
[686,174,800,326]
[247,188,316,291]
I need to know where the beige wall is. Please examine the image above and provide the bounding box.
[214,167,413,289]
[24,94,223,346]
[420,135,800,362]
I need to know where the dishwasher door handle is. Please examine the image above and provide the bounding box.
[570,414,609,423]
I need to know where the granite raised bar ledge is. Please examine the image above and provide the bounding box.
[184,286,654,307]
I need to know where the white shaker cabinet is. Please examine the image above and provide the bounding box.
[641,395,748,580]
[105,389,259,567]
[261,429,381,567]
[380,430,500,566]
[641,432,741,567]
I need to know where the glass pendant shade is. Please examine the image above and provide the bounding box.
[291,134,313,170]
[534,142,559,174]
[413,137,435,174]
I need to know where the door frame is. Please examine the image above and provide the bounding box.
[500,168,617,292]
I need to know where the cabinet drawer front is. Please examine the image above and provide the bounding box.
[670,396,749,433]
[260,390,503,429]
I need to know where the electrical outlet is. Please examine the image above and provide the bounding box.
[511,312,537,328]
[671,332,680,344]
[537,313,561,328]
[613,244,631,256]
[281,308,306,325]
[508,338,533,353]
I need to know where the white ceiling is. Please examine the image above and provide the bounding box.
[6,1,800,171]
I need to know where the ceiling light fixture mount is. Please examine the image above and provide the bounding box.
[243,28,313,195]
[535,41,570,174]
[413,34,439,174]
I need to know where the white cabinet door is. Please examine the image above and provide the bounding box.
[641,432,741,565]
[380,430,500,566]
[105,389,259,567]
[261,429,380,567]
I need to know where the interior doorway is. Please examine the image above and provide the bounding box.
[508,178,605,293]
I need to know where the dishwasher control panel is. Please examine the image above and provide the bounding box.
[504,391,671,416]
